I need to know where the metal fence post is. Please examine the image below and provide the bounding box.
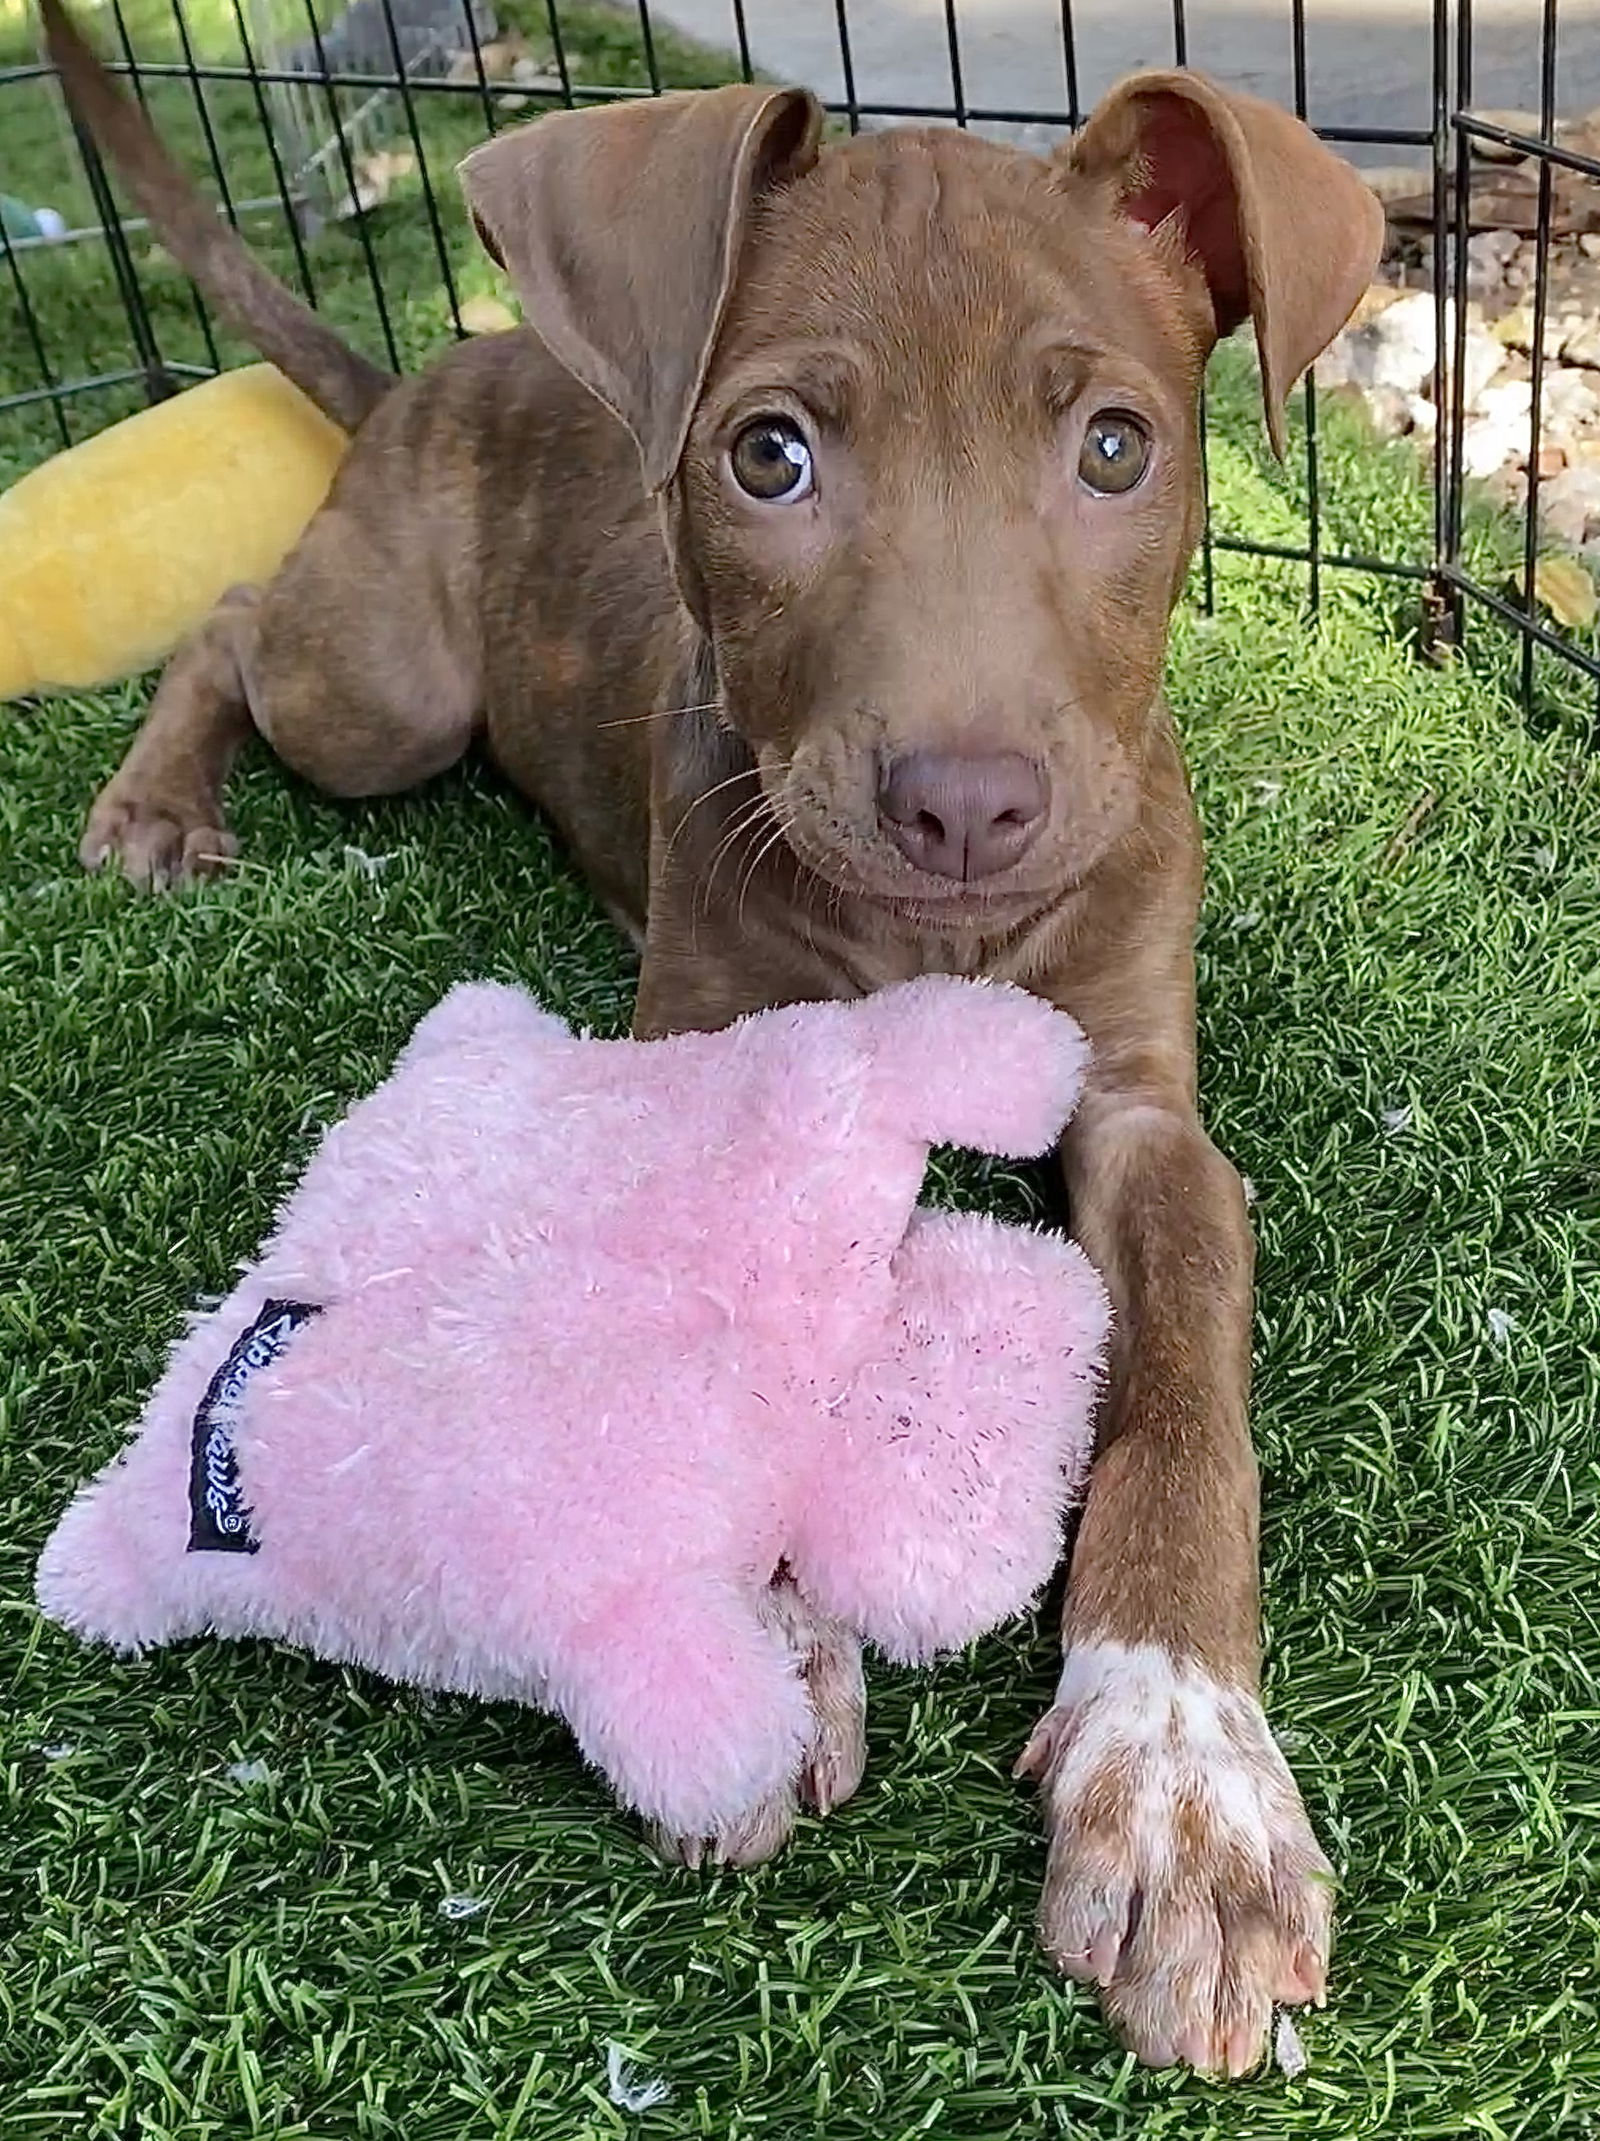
[68,114,180,406]
[1423,0,1463,656]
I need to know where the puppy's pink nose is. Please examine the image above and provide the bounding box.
[878,750,1048,881]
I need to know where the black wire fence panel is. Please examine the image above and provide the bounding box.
[2,0,1598,714]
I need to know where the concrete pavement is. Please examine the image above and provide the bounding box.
[647,0,1600,166]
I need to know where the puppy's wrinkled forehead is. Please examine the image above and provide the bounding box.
[713,129,1207,417]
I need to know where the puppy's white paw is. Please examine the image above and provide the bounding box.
[1018,1640,1334,2075]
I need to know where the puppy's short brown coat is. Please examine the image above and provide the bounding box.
[41,0,1383,2075]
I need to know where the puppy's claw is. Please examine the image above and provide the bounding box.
[1275,1939,1323,2008]
[652,1778,798,1872]
[1176,2024,1215,2073]
[1012,1721,1052,1783]
[1226,2021,1264,2078]
[1088,1925,1124,1986]
[713,1783,800,1868]
[79,789,236,889]
[798,1700,866,1817]
[650,1825,705,1870]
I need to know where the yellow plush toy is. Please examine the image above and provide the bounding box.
[0,364,348,703]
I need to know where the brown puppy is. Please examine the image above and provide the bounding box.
[41,0,1382,2077]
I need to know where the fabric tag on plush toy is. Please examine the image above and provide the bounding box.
[188,1299,321,1553]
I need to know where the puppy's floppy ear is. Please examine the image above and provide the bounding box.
[458,87,823,492]
[1070,72,1384,457]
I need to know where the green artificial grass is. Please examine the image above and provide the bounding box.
[5,14,1600,2133]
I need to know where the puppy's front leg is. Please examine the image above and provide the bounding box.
[1019,1071,1333,2075]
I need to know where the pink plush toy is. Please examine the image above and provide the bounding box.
[38,976,1109,1843]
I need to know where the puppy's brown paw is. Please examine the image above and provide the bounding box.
[1019,1641,1333,2076]
[653,1577,868,1868]
[81,785,237,890]
[793,1599,868,1818]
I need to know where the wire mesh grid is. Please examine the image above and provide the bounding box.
[1,0,1596,719]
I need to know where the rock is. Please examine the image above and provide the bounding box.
[1313,337,1356,391]
[1348,283,1406,329]
[1503,239,1537,291]
[448,33,515,79]
[1471,228,1523,269]
[1407,394,1439,439]
[498,56,562,108]
[1542,366,1600,435]
[1468,108,1544,156]
[1496,302,1573,361]
[1532,456,1600,545]
[1467,226,1522,305]
[1321,289,1438,395]
[328,149,414,221]
[1338,383,1435,445]
[1537,441,1569,477]
[1363,163,1434,206]
[1458,322,1506,407]
[1322,294,1502,426]
[1559,109,1600,162]
[1561,321,1600,370]
[1361,384,1416,439]
[1461,378,1533,477]
[1413,161,1600,239]
[1482,462,1529,512]
[1531,553,1598,627]
[1478,377,1535,419]
[459,293,517,334]
[1461,423,1516,479]
[446,29,552,80]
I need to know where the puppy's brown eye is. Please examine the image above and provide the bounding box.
[730,417,814,502]
[1078,411,1151,496]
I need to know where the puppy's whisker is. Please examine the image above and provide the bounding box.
[696,792,775,922]
[735,813,796,935]
[658,764,763,881]
[595,698,725,732]
[691,800,762,925]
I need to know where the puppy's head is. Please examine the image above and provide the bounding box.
[461,81,1381,925]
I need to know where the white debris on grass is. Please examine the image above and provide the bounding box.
[1274,2011,1310,2079]
[606,2043,670,2113]
[1381,1104,1414,1136]
[343,845,396,877]
[1487,1307,1517,1346]
[438,1893,490,1922]
[224,1759,273,1785]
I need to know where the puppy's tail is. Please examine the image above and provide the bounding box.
[39,0,394,432]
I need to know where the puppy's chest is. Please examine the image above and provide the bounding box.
[774,895,1088,1007]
